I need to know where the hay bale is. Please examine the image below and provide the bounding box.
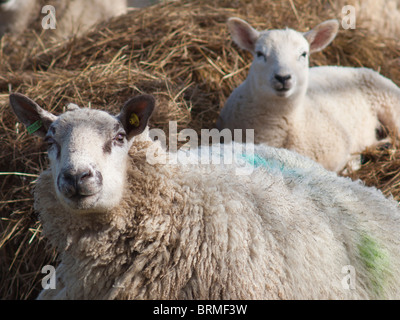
[343,137,400,201]
[1,0,400,299]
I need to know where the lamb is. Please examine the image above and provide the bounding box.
[0,0,127,38]
[216,18,400,172]
[9,92,400,299]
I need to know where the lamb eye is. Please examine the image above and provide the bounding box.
[301,51,307,58]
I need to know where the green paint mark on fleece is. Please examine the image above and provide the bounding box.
[358,233,391,298]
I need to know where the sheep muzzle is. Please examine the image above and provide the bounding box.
[57,167,103,204]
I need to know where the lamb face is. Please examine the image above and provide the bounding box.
[9,93,155,214]
[251,29,310,98]
[227,18,339,100]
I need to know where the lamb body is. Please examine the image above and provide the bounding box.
[217,19,400,172]
[0,0,127,38]
[9,93,400,299]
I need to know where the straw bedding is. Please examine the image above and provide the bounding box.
[1,0,400,299]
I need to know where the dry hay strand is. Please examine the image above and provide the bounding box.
[1,0,400,299]
[344,137,400,202]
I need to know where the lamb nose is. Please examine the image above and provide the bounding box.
[275,74,291,84]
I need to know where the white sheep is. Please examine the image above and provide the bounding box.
[9,93,400,299]
[0,0,37,36]
[0,0,127,38]
[216,18,400,172]
[334,0,400,38]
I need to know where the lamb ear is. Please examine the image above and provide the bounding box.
[117,95,155,140]
[303,19,339,53]
[9,93,57,138]
[227,17,260,53]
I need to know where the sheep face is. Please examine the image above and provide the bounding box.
[45,109,132,212]
[227,18,339,99]
[9,93,155,214]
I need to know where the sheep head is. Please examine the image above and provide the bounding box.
[227,18,339,99]
[9,93,155,213]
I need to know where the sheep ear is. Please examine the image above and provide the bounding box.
[303,19,339,53]
[117,95,155,140]
[9,93,57,138]
[227,17,260,53]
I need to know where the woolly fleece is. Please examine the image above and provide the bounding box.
[36,134,400,299]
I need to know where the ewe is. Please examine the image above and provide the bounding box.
[9,93,400,299]
[217,18,400,172]
[0,0,127,38]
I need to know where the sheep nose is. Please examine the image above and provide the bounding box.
[78,169,94,183]
[58,167,103,198]
[275,74,292,85]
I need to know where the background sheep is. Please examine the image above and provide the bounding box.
[332,0,400,39]
[0,0,37,37]
[0,0,127,38]
[216,18,400,172]
[9,92,400,299]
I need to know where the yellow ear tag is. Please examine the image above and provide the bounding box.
[129,113,140,127]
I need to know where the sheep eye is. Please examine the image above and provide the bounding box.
[114,132,126,144]
[44,136,56,148]
[301,51,307,58]
[44,136,60,157]
[256,51,266,61]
